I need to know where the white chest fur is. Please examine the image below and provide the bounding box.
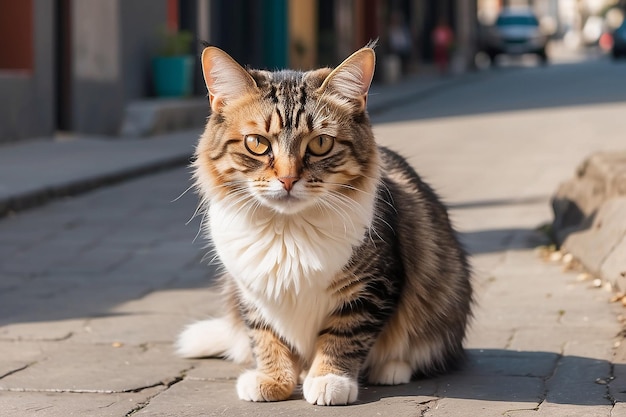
[207,193,374,360]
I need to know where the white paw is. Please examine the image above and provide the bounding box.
[237,370,267,402]
[303,374,358,405]
[236,370,293,402]
[368,360,412,385]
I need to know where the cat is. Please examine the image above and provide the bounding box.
[176,44,472,406]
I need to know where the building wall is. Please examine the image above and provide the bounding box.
[71,0,167,135]
[121,0,171,101]
[289,0,317,69]
[210,0,288,69]
[0,0,55,143]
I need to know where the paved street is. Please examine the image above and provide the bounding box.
[2,54,626,416]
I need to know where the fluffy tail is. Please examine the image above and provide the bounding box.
[176,317,253,364]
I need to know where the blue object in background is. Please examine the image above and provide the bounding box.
[152,55,194,97]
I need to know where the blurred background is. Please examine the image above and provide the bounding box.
[0,0,625,143]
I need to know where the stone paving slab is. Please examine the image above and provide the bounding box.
[71,314,189,346]
[0,342,190,393]
[544,355,612,406]
[504,403,614,417]
[0,387,165,417]
[425,399,536,417]
[0,319,84,342]
[132,377,438,417]
[463,350,559,378]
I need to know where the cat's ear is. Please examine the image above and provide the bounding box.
[318,47,375,111]
[201,46,257,112]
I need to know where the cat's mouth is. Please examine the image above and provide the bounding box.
[260,193,310,215]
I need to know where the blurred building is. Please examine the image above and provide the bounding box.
[478,0,624,41]
[0,0,170,142]
[1,0,479,143]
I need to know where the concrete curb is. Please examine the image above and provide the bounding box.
[0,129,200,217]
[552,151,626,291]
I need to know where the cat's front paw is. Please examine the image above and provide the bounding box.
[303,374,358,405]
[236,370,294,402]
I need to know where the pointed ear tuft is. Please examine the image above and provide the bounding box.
[318,47,375,110]
[201,47,257,112]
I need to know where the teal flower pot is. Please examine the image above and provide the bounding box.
[152,55,194,97]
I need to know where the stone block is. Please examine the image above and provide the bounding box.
[600,234,626,292]
[562,197,626,278]
[551,177,603,243]
[120,98,208,138]
[552,151,626,245]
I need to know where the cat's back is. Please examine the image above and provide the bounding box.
[377,145,455,229]
[365,145,472,376]
[376,145,469,276]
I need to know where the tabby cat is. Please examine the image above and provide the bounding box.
[177,44,472,406]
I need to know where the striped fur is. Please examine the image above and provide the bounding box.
[177,46,472,405]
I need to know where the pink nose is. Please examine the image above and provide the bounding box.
[278,176,299,192]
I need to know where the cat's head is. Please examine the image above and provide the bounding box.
[194,46,380,216]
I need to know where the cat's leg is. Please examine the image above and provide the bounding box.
[302,332,367,405]
[237,327,300,402]
[365,327,413,385]
[366,360,412,385]
[363,319,421,386]
[176,316,252,364]
[365,317,451,385]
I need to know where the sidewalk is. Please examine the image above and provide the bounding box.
[1,66,625,416]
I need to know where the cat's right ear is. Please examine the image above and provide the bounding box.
[201,47,257,112]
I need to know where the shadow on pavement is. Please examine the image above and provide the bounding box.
[448,195,549,210]
[355,349,616,407]
[459,228,548,255]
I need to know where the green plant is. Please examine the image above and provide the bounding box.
[158,27,193,56]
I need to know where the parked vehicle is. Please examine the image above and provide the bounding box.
[482,8,549,64]
[611,20,626,59]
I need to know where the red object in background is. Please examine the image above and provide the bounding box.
[432,22,454,73]
[599,32,613,51]
[0,0,33,71]
[167,0,179,32]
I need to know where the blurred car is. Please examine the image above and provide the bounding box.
[483,8,549,64]
[611,19,626,59]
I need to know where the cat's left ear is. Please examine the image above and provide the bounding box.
[318,47,375,111]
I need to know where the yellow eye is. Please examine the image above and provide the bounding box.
[307,135,334,156]
[244,135,271,156]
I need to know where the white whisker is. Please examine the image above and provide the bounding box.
[171,183,195,203]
